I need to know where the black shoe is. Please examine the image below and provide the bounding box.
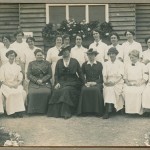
[16,112,23,118]
[103,113,109,119]
[64,114,71,119]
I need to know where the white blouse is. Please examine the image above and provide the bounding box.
[103,59,124,83]
[124,62,148,82]
[0,62,23,86]
[71,45,87,66]
[89,40,108,64]
[122,41,143,64]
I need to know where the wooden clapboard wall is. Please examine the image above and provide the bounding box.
[109,4,136,44]
[0,4,19,42]
[19,4,46,49]
[136,4,150,51]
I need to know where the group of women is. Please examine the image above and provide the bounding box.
[0,28,150,119]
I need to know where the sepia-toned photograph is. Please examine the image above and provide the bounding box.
[0,1,150,149]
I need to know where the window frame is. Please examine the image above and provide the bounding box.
[46,4,109,24]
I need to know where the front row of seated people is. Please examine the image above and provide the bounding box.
[0,46,150,119]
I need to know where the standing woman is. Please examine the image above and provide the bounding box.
[71,34,88,67]
[108,32,123,62]
[77,48,104,116]
[0,50,26,117]
[47,46,84,119]
[123,50,148,115]
[143,37,150,65]
[122,30,143,64]
[103,47,124,119]
[46,35,62,85]
[0,34,13,66]
[89,28,108,64]
[11,30,28,69]
[23,37,41,92]
[27,49,52,114]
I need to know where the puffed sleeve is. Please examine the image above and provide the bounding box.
[46,49,52,64]
[104,44,109,61]
[0,66,5,82]
[27,62,38,83]
[123,64,128,80]
[102,62,107,77]
[42,62,52,82]
[138,43,143,58]
[143,64,148,81]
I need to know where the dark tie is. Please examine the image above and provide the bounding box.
[132,64,135,66]
[96,42,99,47]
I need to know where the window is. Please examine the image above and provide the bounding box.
[46,4,109,24]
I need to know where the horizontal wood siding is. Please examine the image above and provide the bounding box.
[109,4,136,44]
[20,4,46,49]
[0,4,19,42]
[136,4,150,50]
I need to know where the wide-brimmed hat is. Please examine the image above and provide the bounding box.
[86,48,99,56]
[58,46,71,56]
[107,47,119,55]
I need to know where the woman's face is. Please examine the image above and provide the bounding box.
[16,33,23,42]
[27,39,34,47]
[56,37,62,46]
[63,37,70,46]
[109,53,117,61]
[126,31,134,40]
[35,52,43,61]
[8,53,16,62]
[3,37,10,46]
[87,53,96,61]
[76,36,82,46]
[93,31,100,41]
[147,39,150,48]
[130,55,139,64]
[111,35,118,45]
[63,50,70,58]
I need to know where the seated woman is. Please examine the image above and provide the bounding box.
[0,50,26,117]
[142,62,150,112]
[123,50,148,115]
[103,47,124,119]
[77,48,104,116]
[27,49,52,114]
[47,46,85,119]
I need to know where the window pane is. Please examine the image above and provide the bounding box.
[89,5,105,22]
[49,6,66,24]
[69,6,85,22]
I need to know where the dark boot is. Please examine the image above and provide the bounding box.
[103,103,109,119]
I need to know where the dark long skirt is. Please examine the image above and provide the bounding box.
[27,86,51,114]
[47,85,80,118]
[77,85,104,115]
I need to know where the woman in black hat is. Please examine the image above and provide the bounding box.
[0,50,26,117]
[47,46,85,119]
[77,48,104,116]
[103,47,124,119]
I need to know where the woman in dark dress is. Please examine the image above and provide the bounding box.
[27,49,52,114]
[47,46,85,119]
[77,48,104,116]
